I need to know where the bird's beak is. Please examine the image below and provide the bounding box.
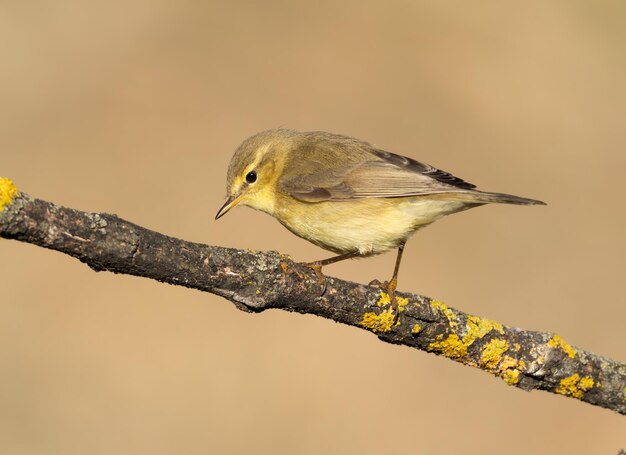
[215,194,242,220]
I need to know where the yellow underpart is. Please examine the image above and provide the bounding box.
[429,334,467,358]
[548,334,576,358]
[480,339,509,368]
[361,309,394,333]
[412,324,421,334]
[503,369,520,385]
[556,374,594,399]
[0,177,18,212]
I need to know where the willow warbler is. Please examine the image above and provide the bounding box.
[216,129,544,301]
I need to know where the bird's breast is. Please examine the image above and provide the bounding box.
[273,196,468,255]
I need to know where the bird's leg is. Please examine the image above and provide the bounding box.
[387,244,404,313]
[302,251,360,295]
[370,243,405,322]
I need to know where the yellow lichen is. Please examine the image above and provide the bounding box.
[497,355,525,385]
[0,177,18,212]
[377,292,391,307]
[429,334,468,359]
[513,343,521,352]
[396,296,410,312]
[412,324,422,334]
[430,300,458,328]
[464,315,504,346]
[480,339,509,368]
[498,355,518,371]
[556,374,594,399]
[502,369,520,385]
[361,310,394,333]
[427,303,509,363]
[548,334,576,358]
[578,376,594,391]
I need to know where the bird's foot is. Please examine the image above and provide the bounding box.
[301,261,327,296]
[369,277,400,324]
[369,277,397,297]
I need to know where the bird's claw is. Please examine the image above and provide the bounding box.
[370,277,400,325]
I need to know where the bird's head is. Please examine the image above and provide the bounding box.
[215,129,297,220]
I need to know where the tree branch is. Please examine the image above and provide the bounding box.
[1,178,624,415]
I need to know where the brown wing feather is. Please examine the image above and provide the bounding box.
[372,150,476,190]
[279,136,477,202]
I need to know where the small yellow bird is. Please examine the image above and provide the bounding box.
[216,129,544,301]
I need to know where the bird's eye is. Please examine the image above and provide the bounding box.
[245,171,257,184]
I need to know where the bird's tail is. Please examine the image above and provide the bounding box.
[469,191,546,206]
[421,190,546,206]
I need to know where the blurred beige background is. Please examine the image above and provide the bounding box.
[1,1,625,454]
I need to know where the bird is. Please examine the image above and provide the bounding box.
[215,128,544,308]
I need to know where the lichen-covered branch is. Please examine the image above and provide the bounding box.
[1,177,624,415]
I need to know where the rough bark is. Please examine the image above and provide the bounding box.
[1,180,624,415]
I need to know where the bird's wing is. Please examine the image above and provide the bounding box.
[280,147,477,202]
